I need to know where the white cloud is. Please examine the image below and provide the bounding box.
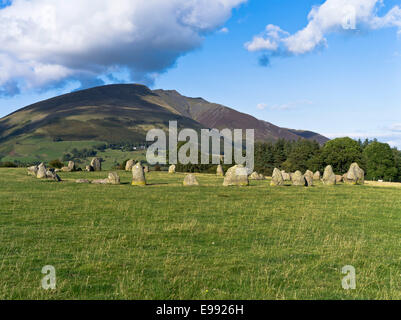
[0,0,245,95]
[256,103,268,110]
[258,100,313,111]
[219,27,229,33]
[324,123,401,148]
[246,0,401,55]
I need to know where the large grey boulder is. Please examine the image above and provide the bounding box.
[344,163,365,185]
[168,165,176,174]
[223,164,249,186]
[216,165,224,176]
[183,174,199,186]
[90,158,102,171]
[125,159,135,171]
[292,170,306,186]
[132,163,146,186]
[108,172,120,185]
[322,165,336,185]
[36,163,47,179]
[271,168,284,186]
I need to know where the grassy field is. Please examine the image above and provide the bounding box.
[1,168,401,300]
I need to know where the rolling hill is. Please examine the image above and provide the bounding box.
[0,84,328,162]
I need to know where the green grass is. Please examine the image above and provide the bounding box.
[1,168,401,299]
[0,136,106,163]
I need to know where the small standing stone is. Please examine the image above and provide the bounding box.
[36,163,47,179]
[86,165,94,172]
[27,165,38,176]
[313,171,321,181]
[168,165,176,174]
[344,163,365,185]
[271,168,284,186]
[183,174,199,186]
[216,165,224,176]
[125,160,135,171]
[90,158,102,171]
[281,171,291,181]
[322,165,336,185]
[132,163,146,186]
[292,171,306,186]
[249,171,264,180]
[108,172,120,185]
[223,164,249,187]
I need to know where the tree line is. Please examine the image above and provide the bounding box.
[254,137,401,182]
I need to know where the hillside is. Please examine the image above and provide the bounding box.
[0,84,328,162]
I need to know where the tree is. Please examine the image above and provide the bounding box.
[281,139,320,172]
[320,137,363,174]
[363,142,398,181]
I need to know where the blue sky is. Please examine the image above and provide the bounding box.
[0,0,400,146]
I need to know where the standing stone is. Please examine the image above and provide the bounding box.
[281,171,291,181]
[108,172,120,185]
[132,163,146,186]
[68,161,76,171]
[304,175,313,187]
[183,174,199,186]
[304,170,314,187]
[292,170,306,186]
[46,170,62,182]
[36,163,47,179]
[27,165,38,176]
[86,165,94,172]
[322,165,336,185]
[223,164,249,186]
[143,165,149,173]
[271,168,284,186]
[313,171,321,181]
[335,175,343,183]
[216,165,224,176]
[90,158,102,171]
[168,165,176,174]
[344,163,365,185]
[305,170,314,180]
[125,160,135,171]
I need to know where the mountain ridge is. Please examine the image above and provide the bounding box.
[0,84,328,160]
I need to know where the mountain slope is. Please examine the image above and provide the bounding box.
[0,84,328,161]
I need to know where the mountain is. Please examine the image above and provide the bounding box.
[0,84,328,161]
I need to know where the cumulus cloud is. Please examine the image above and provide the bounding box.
[246,0,401,56]
[0,0,245,95]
